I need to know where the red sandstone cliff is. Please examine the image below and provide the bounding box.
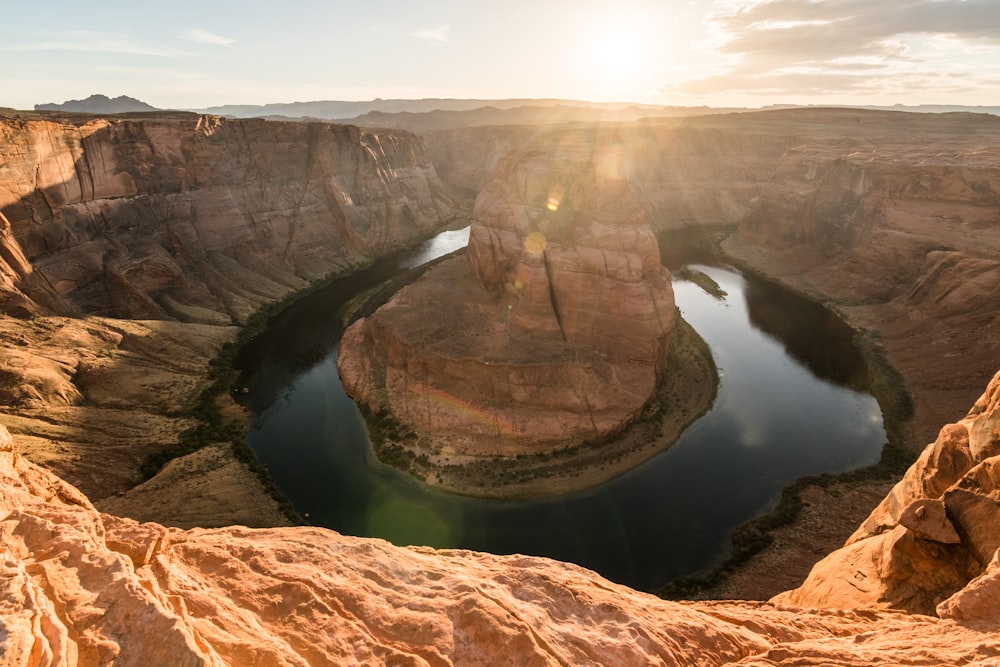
[339,132,676,457]
[2,372,1000,665]
[0,111,459,512]
[0,112,457,323]
[2,109,1000,663]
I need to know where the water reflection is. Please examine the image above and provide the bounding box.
[401,226,471,268]
[743,277,869,391]
[241,234,886,591]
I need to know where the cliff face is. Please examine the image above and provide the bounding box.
[339,132,677,458]
[3,375,1000,664]
[0,112,457,323]
[426,121,797,229]
[0,112,457,512]
[720,109,1000,441]
[430,110,1000,442]
[4,108,1000,663]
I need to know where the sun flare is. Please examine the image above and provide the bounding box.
[578,11,657,95]
[595,26,643,77]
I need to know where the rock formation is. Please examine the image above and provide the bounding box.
[775,369,1000,620]
[0,110,457,515]
[3,373,1000,664]
[0,111,457,323]
[722,111,1000,443]
[4,107,1000,659]
[339,133,676,457]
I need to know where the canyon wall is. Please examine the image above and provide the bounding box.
[2,109,1000,663]
[0,111,458,512]
[430,110,1000,440]
[719,109,1000,441]
[2,373,999,665]
[0,112,458,323]
[426,121,797,229]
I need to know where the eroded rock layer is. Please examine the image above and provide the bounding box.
[0,111,458,511]
[0,112,457,323]
[339,134,675,455]
[4,396,1000,665]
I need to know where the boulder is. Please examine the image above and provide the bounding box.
[775,370,1000,616]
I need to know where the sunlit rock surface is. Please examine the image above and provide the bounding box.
[4,399,1000,665]
[774,369,1000,619]
[3,108,1000,664]
[339,134,675,455]
[430,110,1000,442]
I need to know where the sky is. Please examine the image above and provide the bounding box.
[3,0,1000,110]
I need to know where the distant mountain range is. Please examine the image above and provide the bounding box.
[31,95,1000,125]
[191,98,670,120]
[35,94,158,114]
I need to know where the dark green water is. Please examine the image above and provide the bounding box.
[237,228,885,591]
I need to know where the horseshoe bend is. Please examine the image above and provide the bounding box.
[336,135,721,496]
[1,106,1000,664]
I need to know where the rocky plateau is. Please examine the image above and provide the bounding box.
[1,107,1000,663]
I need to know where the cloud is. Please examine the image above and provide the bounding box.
[676,0,1000,99]
[180,29,236,46]
[1,30,187,58]
[715,0,1000,63]
[410,24,451,44]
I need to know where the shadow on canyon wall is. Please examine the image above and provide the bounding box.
[0,112,460,324]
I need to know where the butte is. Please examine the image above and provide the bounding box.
[338,135,711,492]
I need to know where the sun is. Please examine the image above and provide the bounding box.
[578,12,654,93]
[595,25,644,78]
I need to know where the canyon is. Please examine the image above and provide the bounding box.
[1,106,1000,663]
[428,110,1000,447]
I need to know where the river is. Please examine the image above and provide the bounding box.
[237,227,885,591]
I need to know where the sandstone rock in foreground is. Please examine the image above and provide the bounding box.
[339,133,675,457]
[3,421,1000,666]
[775,369,1000,619]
